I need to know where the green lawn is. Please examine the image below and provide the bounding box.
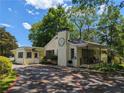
[0,71,17,93]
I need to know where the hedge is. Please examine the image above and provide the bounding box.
[0,56,12,79]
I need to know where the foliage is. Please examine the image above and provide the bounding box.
[94,63,124,72]
[72,0,109,9]
[0,56,12,79]
[0,27,18,57]
[29,0,124,60]
[69,6,97,40]
[41,55,57,65]
[81,29,98,42]
[38,48,45,59]
[70,30,80,40]
[0,71,16,93]
[29,5,75,47]
[46,55,57,60]
[97,3,124,57]
[72,0,124,58]
[112,55,124,64]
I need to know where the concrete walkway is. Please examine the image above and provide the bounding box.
[8,64,124,93]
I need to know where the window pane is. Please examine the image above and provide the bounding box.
[71,48,74,59]
[18,52,23,58]
[27,52,32,58]
[46,50,54,57]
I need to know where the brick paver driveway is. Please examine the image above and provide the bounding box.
[8,65,124,93]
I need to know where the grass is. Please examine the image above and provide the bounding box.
[0,71,17,93]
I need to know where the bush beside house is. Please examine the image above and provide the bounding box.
[41,55,57,65]
[0,56,17,93]
[93,63,124,72]
[0,56,12,79]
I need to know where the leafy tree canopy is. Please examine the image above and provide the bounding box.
[97,3,124,56]
[0,27,18,57]
[29,6,75,47]
[72,0,109,9]
[72,0,124,57]
[69,6,97,40]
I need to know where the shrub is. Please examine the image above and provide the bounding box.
[93,63,124,72]
[41,55,57,65]
[0,56,12,79]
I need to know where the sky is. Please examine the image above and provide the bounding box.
[0,0,124,47]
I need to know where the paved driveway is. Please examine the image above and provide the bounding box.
[8,65,124,93]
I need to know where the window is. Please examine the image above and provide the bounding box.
[34,53,38,58]
[27,52,32,58]
[71,48,74,59]
[46,50,54,57]
[18,52,23,58]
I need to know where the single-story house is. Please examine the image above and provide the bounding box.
[12,47,42,64]
[45,30,107,67]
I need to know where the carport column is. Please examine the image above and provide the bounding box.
[23,51,26,65]
[58,30,69,66]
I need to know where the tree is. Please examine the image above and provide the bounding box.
[98,4,124,46]
[29,6,75,47]
[81,29,98,42]
[72,0,124,59]
[69,7,84,39]
[96,2,124,62]
[0,27,18,57]
[72,0,109,8]
[69,5,97,41]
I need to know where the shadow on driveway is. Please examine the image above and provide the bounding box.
[8,65,124,93]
